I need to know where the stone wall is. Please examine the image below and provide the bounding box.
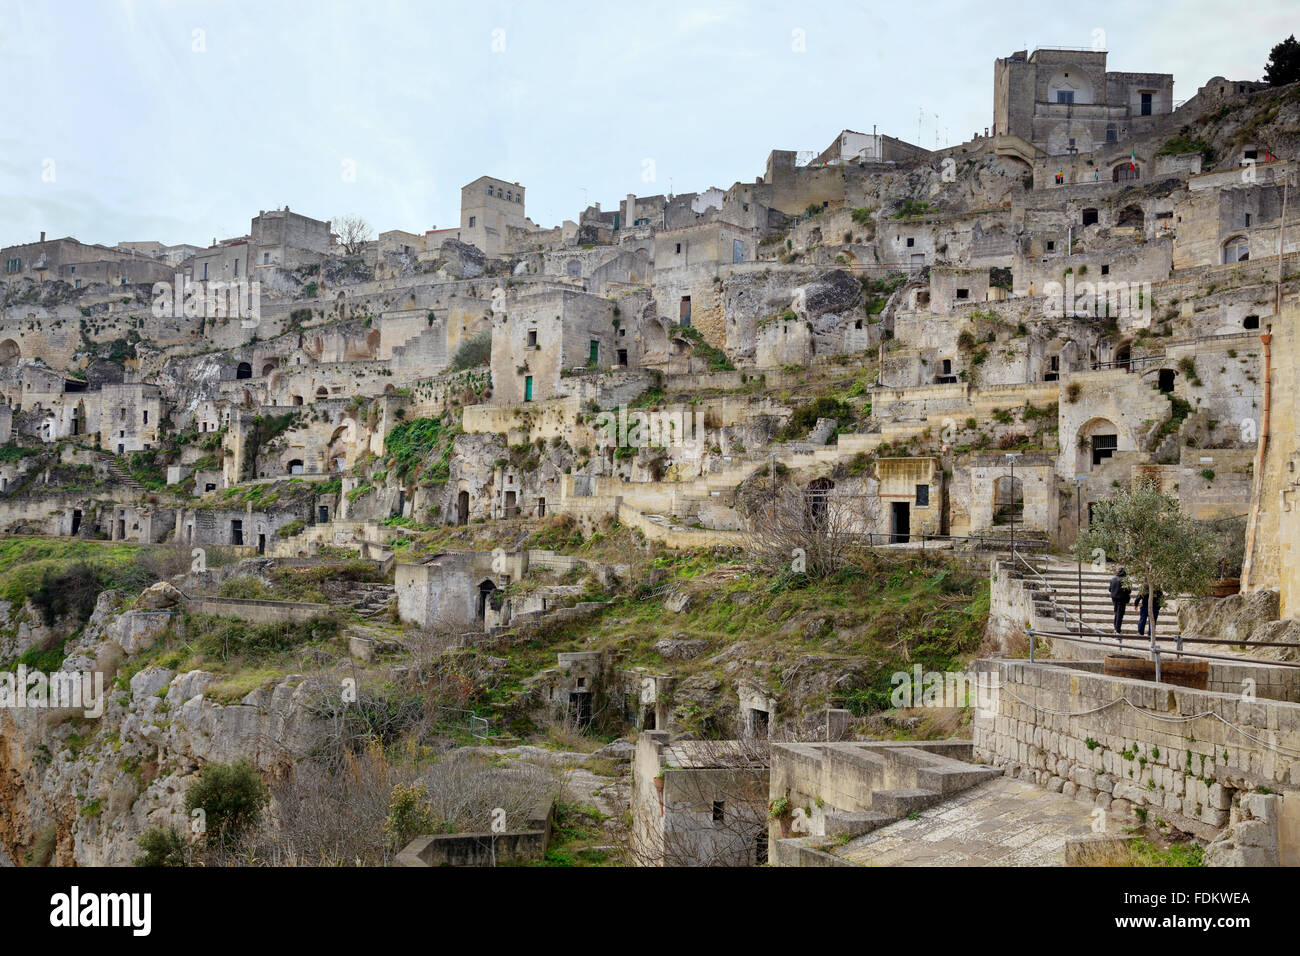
[973,657,1300,841]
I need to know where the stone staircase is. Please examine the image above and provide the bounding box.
[819,743,1003,841]
[1017,561,1181,640]
[328,581,395,621]
[104,456,142,492]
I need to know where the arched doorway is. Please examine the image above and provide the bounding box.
[0,339,19,367]
[262,361,278,376]
[457,490,470,525]
[476,579,497,619]
[1157,368,1175,393]
[992,476,1024,525]
[1113,163,1140,182]
[287,459,304,475]
[1114,343,1131,371]
[235,361,252,379]
[1077,417,1120,472]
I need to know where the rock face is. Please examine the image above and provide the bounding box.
[1180,589,1300,660]
[798,269,861,318]
[0,601,333,866]
[440,239,487,279]
[137,581,185,609]
[1204,793,1282,866]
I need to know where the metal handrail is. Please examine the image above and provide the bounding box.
[435,706,490,742]
[1026,628,1300,678]
[1012,551,1112,638]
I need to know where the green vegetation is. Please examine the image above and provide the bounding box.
[450,330,492,371]
[184,759,270,850]
[385,415,455,483]
[891,199,936,219]
[0,538,153,628]
[1264,34,1300,86]
[134,826,189,867]
[781,396,855,439]
[677,325,734,372]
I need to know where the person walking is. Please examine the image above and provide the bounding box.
[1109,568,1132,634]
[1135,588,1164,639]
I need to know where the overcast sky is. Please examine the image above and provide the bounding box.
[0,0,1292,249]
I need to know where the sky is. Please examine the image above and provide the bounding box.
[0,0,1293,249]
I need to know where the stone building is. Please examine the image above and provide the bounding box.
[993,48,1174,156]
[489,289,619,405]
[630,732,768,867]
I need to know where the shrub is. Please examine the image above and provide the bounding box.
[31,560,102,626]
[450,330,492,371]
[184,759,270,850]
[134,826,188,867]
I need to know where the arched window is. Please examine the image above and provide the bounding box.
[315,386,329,399]
[1223,236,1250,264]
[1113,163,1140,182]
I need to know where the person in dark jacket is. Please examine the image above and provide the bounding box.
[1135,588,1164,639]
[1108,568,1132,634]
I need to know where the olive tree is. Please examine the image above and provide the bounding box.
[1073,484,1218,622]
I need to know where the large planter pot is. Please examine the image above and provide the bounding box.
[1104,654,1208,690]
[1211,578,1240,598]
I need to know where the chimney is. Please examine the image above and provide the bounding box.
[40,231,45,243]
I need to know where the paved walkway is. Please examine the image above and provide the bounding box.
[837,776,1096,866]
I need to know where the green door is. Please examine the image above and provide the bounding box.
[589,340,599,366]
[524,375,533,402]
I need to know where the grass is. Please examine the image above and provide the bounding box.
[0,537,148,611]
[1075,837,1204,867]
[533,802,613,866]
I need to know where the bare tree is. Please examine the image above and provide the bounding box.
[745,476,881,579]
[334,214,372,257]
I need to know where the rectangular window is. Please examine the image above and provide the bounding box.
[527,329,537,348]
[1056,90,1075,104]
[712,801,725,823]
[906,237,915,247]
[956,288,969,300]
[916,484,929,507]
[1092,434,1118,466]
[469,216,476,227]
[1140,92,1153,116]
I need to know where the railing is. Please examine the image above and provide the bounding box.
[1026,628,1300,681]
[1088,355,1160,373]
[1012,551,1112,638]
[854,531,1051,562]
[435,706,490,743]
